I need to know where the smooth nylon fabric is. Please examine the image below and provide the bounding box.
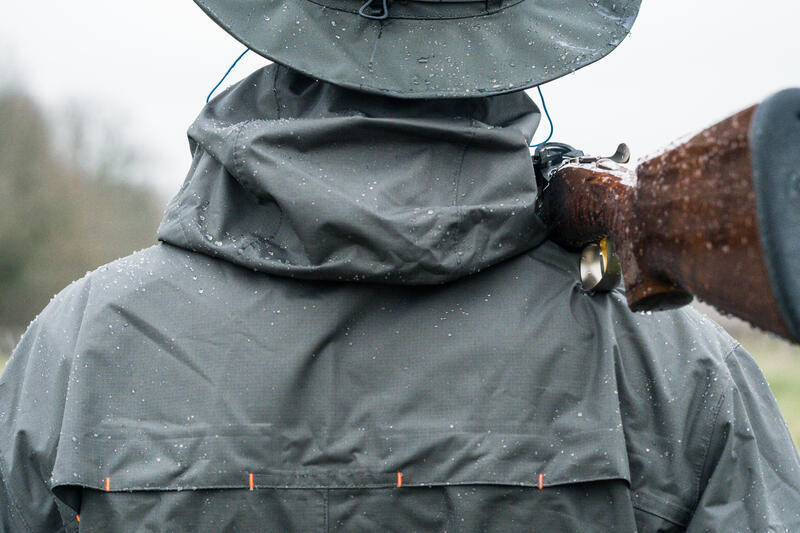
[1,65,799,532]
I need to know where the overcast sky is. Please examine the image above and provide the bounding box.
[1,1,798,197]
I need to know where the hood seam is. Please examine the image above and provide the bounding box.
[272,66,282,119]
[232,121,286,250]
[452,127,475,268]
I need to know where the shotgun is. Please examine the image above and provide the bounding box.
[535,89,800,344]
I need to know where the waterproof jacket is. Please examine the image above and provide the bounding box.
[1,64,799,532]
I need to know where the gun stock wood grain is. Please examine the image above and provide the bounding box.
[548,106,792,339]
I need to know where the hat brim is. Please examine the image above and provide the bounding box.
[195,0,641,98]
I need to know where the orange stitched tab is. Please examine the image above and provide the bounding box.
[105,477,111,492]
[249,472,254,490]
[538,473,543,490]
[397,472,403,488]
[76,515,80,523]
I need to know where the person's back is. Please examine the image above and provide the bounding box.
[2,65,799,531]
[2,2,800,531]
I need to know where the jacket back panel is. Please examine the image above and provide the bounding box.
[12,241,760,532]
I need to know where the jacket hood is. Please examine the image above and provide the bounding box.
[158,64,548,284]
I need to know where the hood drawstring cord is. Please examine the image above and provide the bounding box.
[530,85,554,148]
[206,48,250,103]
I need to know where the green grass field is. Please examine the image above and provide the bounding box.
[1,326,799,447]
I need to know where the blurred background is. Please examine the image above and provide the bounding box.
[1,1,798,444]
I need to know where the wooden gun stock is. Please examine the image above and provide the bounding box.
[541,89,800,344]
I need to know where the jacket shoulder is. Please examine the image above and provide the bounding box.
[522,242,791,528]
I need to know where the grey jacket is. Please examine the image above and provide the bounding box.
[1,65,799,532]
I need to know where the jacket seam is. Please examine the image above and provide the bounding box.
[323,488,329,533]
[83,424,620,441]
[452,127,474,267]
[176,209,194,247]
[0,450,34,532]
[272,65,282,119]
[631,497,687,528]
[722,342,743,365]
[691,344,737,510]
[230,121,285,245]
[232,122,249,190]
[452,126,472,208]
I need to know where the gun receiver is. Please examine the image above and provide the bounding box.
[537,89,800,344]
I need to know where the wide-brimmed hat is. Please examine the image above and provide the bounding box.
[195,0,641,99]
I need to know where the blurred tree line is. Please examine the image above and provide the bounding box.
[0,88,164,337]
